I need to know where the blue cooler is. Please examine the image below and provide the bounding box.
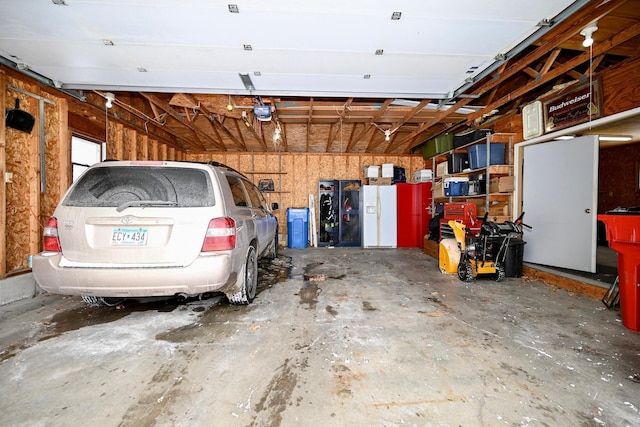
[468,143,506,169]
[287,208,309,248]
[444,177,469,197]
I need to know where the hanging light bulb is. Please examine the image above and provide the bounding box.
[384,129,391,141]
[226,94,234,111]
[104,92,115,108]
[580,22,598,48]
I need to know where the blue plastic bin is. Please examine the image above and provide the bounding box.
[287,208,309,248]
[468,143,506,169]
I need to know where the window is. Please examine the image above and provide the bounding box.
[64,166,214,207]
[72,136,104,182]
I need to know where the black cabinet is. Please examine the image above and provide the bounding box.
[318,179,361,246]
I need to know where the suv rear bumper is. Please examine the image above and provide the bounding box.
[32,251,239,297]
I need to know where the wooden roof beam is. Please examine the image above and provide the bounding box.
[139,93,223,151]
[467,20,640,124]
[179,93,247,151]
[406,1,628,143]
[346,98,393,152]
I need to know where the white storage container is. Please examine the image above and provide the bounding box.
[365,165,380,178]
[381,163,394,178]
[413,169,433,182]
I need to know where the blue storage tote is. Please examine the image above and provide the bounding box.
[287,208,309,248]
[444,177,469,197]
[467,143,506,169]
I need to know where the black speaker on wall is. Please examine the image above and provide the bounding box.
[5,99,35,133]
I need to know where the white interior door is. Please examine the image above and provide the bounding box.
[522,135,598,272]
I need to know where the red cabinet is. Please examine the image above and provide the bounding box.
[396,182,433,248]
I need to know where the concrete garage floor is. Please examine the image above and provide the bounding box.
[0,248,639,427]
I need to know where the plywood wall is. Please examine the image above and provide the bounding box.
[0,71,189,274]
[3,76,66,272]
[185,151,426,240]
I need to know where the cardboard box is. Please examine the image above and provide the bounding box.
[436,161,448,177]
[477,204,509,217]
[368,177,393,185]
[365,165,380,178]
[500,175,515,192]
[489,176,514,193]
[381,163,394,178]
[433,181,444,198]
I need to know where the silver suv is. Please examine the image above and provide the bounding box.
[33,160,279,306]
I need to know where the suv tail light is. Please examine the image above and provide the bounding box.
[202,217,236,251]
[43,217,62,252]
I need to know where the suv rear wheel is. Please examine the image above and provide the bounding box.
[228,245,257,305]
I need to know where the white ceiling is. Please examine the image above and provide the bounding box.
[0,0,580,99]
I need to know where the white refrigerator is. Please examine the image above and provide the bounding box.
[361,185,397,248]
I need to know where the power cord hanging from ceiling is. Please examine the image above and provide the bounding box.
[105,100,108,145]
[581,21,598,129]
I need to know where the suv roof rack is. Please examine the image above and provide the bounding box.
[206,161,248,178]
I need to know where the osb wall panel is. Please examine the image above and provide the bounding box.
[5,79,40,271]
[122,127,134,160]
[136,133,147,159]
[150,139,158,160]
[106,123,123,159]
[41,96,68,223]
[0,71,6,272]
[184,151,426,240]
[159,142,167,160]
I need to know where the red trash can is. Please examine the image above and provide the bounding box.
[598,213,640,331]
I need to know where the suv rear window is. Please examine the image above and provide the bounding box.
[63,166,215,207]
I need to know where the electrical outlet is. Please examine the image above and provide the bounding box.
[4,172,13,184]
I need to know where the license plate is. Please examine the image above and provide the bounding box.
[111,228,148,246]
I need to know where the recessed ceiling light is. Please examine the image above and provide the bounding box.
[391,12,402,20]
[137,67,148,72]
[243,44,252,51]
[375,49,384,56]
[363,74,371,79]
[228,4,239,13]
[103,39,114,46]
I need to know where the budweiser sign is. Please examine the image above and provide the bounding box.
[543,78,602,133]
